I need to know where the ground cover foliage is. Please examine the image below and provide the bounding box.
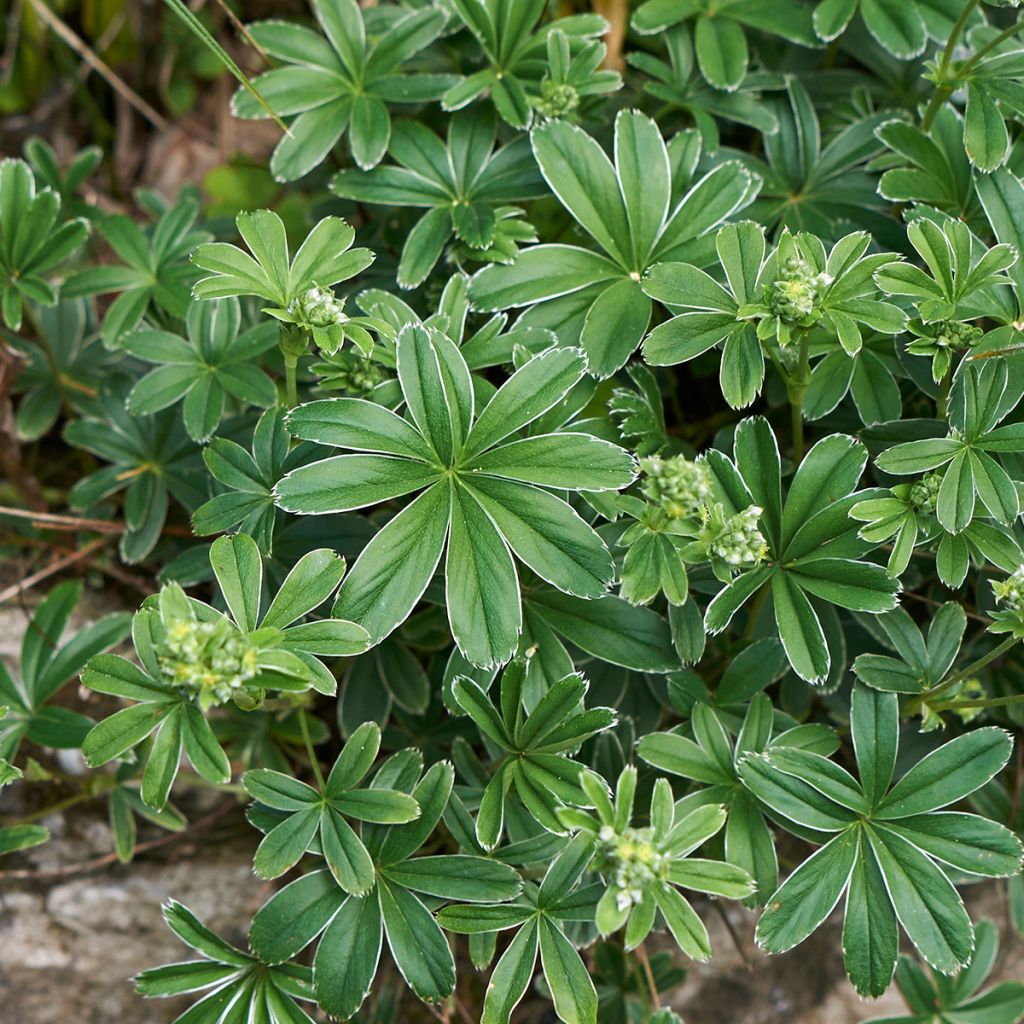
[5,0,1024,1021]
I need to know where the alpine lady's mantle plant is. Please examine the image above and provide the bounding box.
[4,0,1024,1021]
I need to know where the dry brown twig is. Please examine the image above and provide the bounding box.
[0,536,112,605]
[23,0,170,132]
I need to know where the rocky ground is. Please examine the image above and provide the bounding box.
[2,594,1022,1024]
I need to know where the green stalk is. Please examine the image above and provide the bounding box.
[923,634,1018,702]
[933,691,1024,711]
[921,0,982,131]
[279,325,307,409]
[960,17,1024,76]
[787,332,811,463]
[299,710,325,790]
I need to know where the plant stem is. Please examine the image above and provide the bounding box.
[961,17,1023,75]
[787,332,811,463]
[299,709,325,790]
[278,325,307,409]
[284,354,298,408]
[933,691,1024,711]
[924,634,1018,702]
[921,0,982,131]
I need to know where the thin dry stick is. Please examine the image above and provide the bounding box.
[23,0,170,132]
[207,0,269,63]
[635,942,662,1011]
[594,0,627,70]
[0,536,110,604]
[0,505,126,534]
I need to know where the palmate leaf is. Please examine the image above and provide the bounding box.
[0,581,130,764]
[331,109,545,287]
[438,832,600,1024]
[0,158,89,330]
[247,756,521,1019]
[61,192,209,345]
[443,0,610,129]
[275,325,635,668]
[233,0,456,179]
[701,418,900,682]
[452,658,615,848]
[875,360,1024,535]
[470,110,759,377]
[135,901,318,1023]
[123,296,278,442]
[862,919,1024,1024]
[740,686,1021,996]
[639,691,837,899]
[244,721,419,894]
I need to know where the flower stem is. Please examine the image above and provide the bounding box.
[921,0,981,131]
[278,325,307,409]
[933,692,1024,711]
[923,634,1018,702]
[788,332,811,463]
[283,354,298,408]
[961,17,1023,76]
[299,709,325,790]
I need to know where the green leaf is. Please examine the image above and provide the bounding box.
[333,482,452,643]
[851,686,898,808]
[481,918,539,1024]
[313,893,382,1020]
[538,916,598,1023]
[965,83,1009,173]
[378,877,456,1004]
[531,120,630,268]
[842,833,898,997]
[653,883,712,963]
[756,830,858,953]
[867,825,973,975]
[694,15,748,90]
[875,728,1013,820]
[771,572,829,684]
[210,534,262,632]
[446,482,521,668]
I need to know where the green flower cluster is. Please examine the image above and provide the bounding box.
[596,824,669,911]
[157,590,260,711]
[315,350,385,395]
[699,503,768,569]
[907,319,983,382]
[909,471,943,514]
[537,80,580,119]
[640,455,713,519]
[290,285,347,331]
[766,255,831,329]
[993,566,1024,612]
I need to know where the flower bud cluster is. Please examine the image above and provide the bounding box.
[333,353,384,395]
[158,616,259,709]
[537,80,580,118]
[909,471,942,514]
[640,455,713,519]
[290,286,348,331]
[993,566,1024,612]
[701,503,768,567]
[596,825,668,911]
[932,320,981,351]
[767,255,831,326]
